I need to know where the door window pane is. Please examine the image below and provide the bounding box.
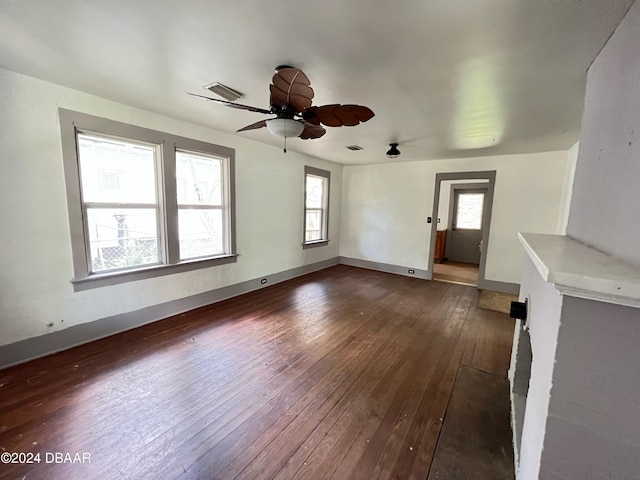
[456,193,484,229]
[86,208,159,272]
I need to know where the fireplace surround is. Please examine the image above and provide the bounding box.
[509,233,640,479]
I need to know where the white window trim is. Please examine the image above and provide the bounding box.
[303,165,330,249]
[59,109,237,291]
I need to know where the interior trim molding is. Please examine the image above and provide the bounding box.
[0,257,339,370]
[339,256,430,280]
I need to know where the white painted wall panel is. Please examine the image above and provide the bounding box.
[566,0,640,263]
[542,296,640,479]
[340,151,568,284]
[0,68,341,347]
[556,141,579,234]
[517,257,563,480]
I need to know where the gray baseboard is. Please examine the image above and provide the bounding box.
[478,278,521,295]
[341,256,520,294]
[339,256,430,280]
[1,256,520,370]
[0,257,339,370]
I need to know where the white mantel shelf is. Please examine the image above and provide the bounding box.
[518,233,640,308]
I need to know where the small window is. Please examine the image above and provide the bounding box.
[303,166,330,247]
[59,109,237,290]
[455,192,484,230]
[176,150,228,260]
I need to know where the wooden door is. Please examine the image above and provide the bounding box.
[446,189,485,264]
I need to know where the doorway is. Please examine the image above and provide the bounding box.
[447,185,487,264]
[428,171,496,288]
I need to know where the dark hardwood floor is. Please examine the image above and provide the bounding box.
[0,265,515,480]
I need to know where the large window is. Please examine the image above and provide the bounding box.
[60,109,236,290]
[78,134,161,272]
[303,166,330,247]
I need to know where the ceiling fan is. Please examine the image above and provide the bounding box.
[189,66,374,150]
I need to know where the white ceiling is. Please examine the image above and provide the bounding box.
[0,0,634,165]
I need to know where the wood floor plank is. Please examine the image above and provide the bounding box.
[381,288,475,480]
[218,280,433,480]
[0,265,515,480]
[427,366,515,480]
[220,325,392,480]
[272,281,457,480]
[470,310,515,378]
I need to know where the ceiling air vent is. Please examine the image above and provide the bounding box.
[346,145,364,151]
[203,82,244,102]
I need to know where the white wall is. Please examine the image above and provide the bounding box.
[340,151,569,284]
[566,0,640,265]
[556,141,579,234]
[541,296,640,479]
[0,68,342,347]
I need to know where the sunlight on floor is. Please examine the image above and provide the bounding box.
[433,261,479,286]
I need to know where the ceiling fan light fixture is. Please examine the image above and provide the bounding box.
[266,118,304,138]
[386,143,401,158]
[193,66,374,144]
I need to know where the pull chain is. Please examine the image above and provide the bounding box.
[284,122,288,153]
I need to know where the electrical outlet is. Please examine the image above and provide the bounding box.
[408,269,415,274]
[261,278,268,285]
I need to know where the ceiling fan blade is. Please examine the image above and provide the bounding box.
[270,68,314,113]
[188,93,271,114]
[303,104,375,127]
[236,119,268,132]
[299,122,327,140]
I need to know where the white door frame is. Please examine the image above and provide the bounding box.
[427,170,496,289]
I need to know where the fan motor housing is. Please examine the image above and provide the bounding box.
[273,103,296,119]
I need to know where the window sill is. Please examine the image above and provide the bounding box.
[302,240,329,249]
[71,254,238,292]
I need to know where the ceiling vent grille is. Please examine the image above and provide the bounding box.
[346,145,364,151]
[203,82,244,102]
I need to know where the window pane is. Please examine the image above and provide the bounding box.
[306,175,324,208]
[456,193,484,229]
[86,208,159,272]
[176,151,222,205]
[179,209,223,259]
[305,210,322,241]
[78,133,157,204]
